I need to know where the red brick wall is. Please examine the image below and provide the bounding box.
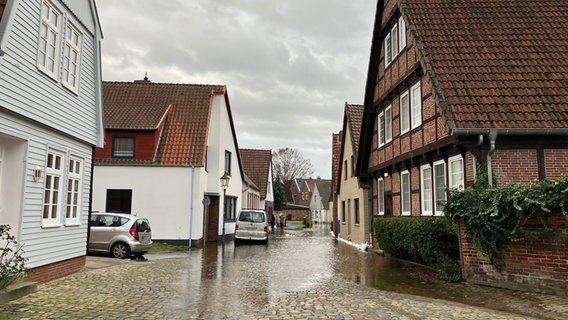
[544,149,568,180]
[492,149,538,184]
[25,256,86,283]
[458,215,568,295]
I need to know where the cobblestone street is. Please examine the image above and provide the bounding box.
[1,227,567,319]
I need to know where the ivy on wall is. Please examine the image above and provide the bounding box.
[444,170,568,264]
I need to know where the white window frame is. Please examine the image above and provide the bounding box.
[411,82,422,129]
[448,155,465,191]
[65,157,82,226]
[378,178,385,215]
[42,150,65,227]
[433,160,446,216]
[401,170,411,216]
[37,0,62,79]
[391,24,398,63]
[420,164,433,216]
[378,105,392,147]
[384,32,392,67]
[400,90,410,135]
[61,21,82,92]
[399,16,406,52]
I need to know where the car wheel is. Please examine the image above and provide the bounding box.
[111,242,131,259]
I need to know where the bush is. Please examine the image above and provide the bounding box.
[1,225,27,291]
[445,173,568,264]
[374,217,462,282]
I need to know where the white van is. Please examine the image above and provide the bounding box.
[234,210,269,243]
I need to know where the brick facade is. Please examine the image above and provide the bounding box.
[492,149,538,184]
[25,256,86,283]
[544,149,568,180]
[458,214,568,295]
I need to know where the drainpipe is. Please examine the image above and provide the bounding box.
[87,146,95,253]
[367,182,373,247]
[487,131,497,187]
[189,166,195,250]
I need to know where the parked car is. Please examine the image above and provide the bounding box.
[235,210,269,243]
[88,212,152,259]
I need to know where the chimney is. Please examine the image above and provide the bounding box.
[134,72,151,83]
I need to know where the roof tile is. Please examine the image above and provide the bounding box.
[405,0,568,129]
[102,81,225,166]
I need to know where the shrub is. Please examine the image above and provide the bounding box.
[374,217,461,282]
[445,173,568,264]
[1,225,28,291]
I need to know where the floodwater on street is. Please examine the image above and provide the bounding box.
[167,224,561,319]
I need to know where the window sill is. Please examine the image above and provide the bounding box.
[65,222,81,227]
[41,222,62,229]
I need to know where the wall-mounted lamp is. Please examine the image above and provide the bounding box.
[383,172,389,177]
[33,166,42,182]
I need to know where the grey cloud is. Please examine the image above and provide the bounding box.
[97,0,375,178]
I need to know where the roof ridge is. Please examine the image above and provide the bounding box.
[102,80,226,87]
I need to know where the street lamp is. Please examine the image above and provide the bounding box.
[220,173,230,244]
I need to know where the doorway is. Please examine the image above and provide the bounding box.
[204,195,220,242]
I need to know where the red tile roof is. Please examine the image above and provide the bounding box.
[102,81,226,166]
[346,104,363,154]
[403,0,568,129]
[240,149,272,199]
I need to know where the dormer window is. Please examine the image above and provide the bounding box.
[384,15,407,68]
[112,137,135,158]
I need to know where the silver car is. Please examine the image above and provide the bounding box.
[235,210,269,243]
[88,212,152,259]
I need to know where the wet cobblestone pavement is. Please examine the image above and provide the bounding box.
[0,226,567,319]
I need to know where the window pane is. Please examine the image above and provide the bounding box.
[113,138,135,157]
[385,34,392,65]
[422,167,432,212]
[391,25,398,60]
[400,93,410,133]
[411,83,422,128]
[385,108,392,142]
[399,17,406,52]
[379,113,385,145]
[450,159,464,189]
[434,163,446,212]
[402,173,410,213]
[378,179,385,214]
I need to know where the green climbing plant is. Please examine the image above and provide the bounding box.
[444,171,568,265]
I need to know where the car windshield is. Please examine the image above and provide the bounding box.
[238,211,265,223]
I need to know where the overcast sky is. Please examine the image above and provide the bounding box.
[97,0,376,179]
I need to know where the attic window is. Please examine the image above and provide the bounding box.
[384,15,407,68]
[112,137,135,158]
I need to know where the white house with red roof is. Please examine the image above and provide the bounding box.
[92,79,245,246]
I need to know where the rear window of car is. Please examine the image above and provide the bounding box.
[238,211,266,223]
[90,214,130,227]
[136,219,151,232]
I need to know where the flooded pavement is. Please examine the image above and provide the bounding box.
[0,225,566,319]
[165,225,567,319]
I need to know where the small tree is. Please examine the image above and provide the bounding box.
[272,148,315,181]
[1,225,27,291]
[273,175,286,211]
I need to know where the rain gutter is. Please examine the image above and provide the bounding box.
[451,128,568,186]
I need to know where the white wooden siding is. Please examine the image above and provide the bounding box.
[0,0,99,145]
[0,111,92,269]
